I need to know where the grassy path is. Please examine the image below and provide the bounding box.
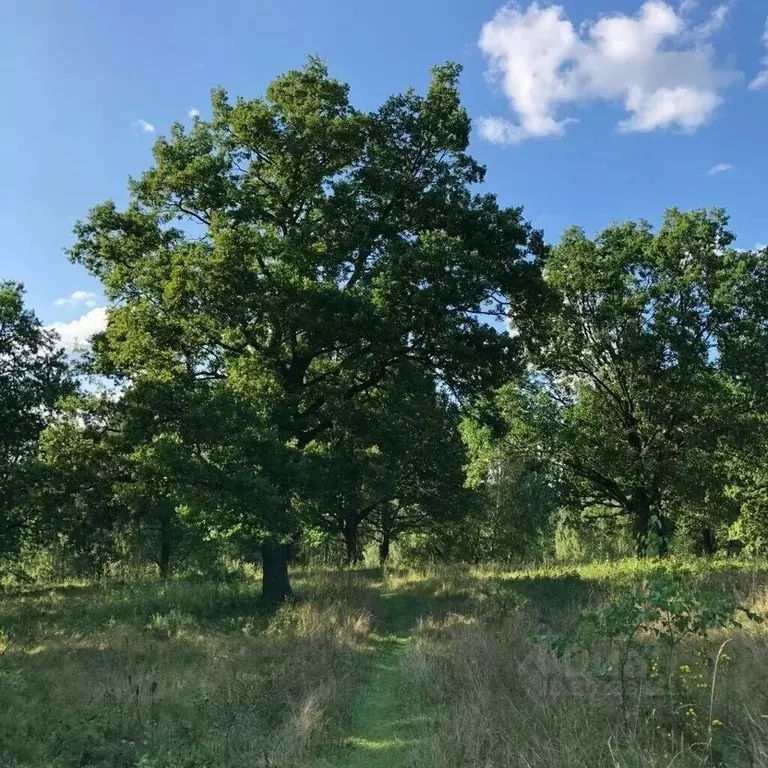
[339,636,417,767]
[326,587,427,768]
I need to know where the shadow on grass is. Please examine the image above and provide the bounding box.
[326,637,425,768]
[3,561,767,767]
[0,579,281,640]
[9,560,760,646]
[365,568,595,634]
[0,582,374,768]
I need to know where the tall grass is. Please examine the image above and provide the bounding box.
[400,560,768,767]
[0,574,376,767]
[1,559,767,767]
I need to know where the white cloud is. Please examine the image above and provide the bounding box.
[188,108,200,118]
[478,1,736,145]
[707,162,733,175]
[478,115,574,144]
[48,307,107,351]
[735,242,767,254]
[53,290,100,308]
[690,2,729,40]
[135,119,155,133]
[749,17,768,90]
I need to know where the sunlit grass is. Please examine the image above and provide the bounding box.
[344,736,406,749]
[1,559,767,766]
[0,572,376,767]
[401,559,768,768]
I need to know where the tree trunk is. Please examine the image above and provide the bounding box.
[699,526,716,556]
[261,540,292,603]
[630,491,651,557]
[342,521,360,565]
[157,500,173,582]
[379,530,391,568]
[158,524,172,582]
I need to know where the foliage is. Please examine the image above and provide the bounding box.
[406,561,768,768]
[300,366,469,564]
[67,58,545,596]
[503,209,752,553]
[550,567,765,750]
[0,282,72,562]
[459,412,559,562]
[36,390,248,579]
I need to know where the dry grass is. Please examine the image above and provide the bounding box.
[0,574,376,768]
[400,563,768,768]
[1,560,768,767]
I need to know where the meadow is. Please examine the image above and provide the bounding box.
[6,58,768,768]
[1,559,768,768]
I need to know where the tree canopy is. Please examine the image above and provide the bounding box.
[497,209,763,553]
[67,59,545,598]
[0,282,72,559]
[3,60,768,590]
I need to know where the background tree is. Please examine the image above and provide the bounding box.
[303,366,469,565]
[37,383,268,580]
[35,398,130,575]
[362,372,470,566]
[506,209,742,554]
[0,282,72,564]
[460,412,559,563]
[715,245,768,553]
[69,59,544,600]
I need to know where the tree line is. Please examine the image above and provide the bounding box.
[3,60,768,600]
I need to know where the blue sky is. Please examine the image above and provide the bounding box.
[2,0,767,347]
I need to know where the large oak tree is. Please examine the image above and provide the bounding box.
[70,59,544,600]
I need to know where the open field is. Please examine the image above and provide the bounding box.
[2,560,768,767]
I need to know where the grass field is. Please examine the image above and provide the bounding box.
[1,560,768,767]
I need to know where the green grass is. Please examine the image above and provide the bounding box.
[336,636,415,768]
[327,586,431,768]
[1,558,767,767]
